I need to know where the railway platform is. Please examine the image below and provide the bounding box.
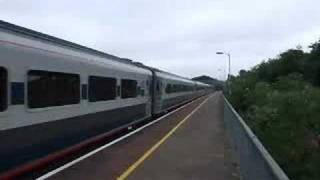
[40,93,240,180]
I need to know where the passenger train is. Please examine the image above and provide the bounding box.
[0,20,211,172]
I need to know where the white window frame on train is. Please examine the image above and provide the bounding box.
[88,76,117,102]
[0,67,8,112]
[27,70,80,109]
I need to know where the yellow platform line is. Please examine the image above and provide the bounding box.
[117,95,212,180]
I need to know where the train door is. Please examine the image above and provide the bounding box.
[0,67,7,112]
[150,72,163,115]
[144,75,152,116]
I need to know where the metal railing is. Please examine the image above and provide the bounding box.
[223,97,290,180]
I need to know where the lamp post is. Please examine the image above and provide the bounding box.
[216,52,231,95]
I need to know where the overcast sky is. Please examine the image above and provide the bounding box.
[1,0,320,80]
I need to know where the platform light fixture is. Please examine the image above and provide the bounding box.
[216,51,231,95]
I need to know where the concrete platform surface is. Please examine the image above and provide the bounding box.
[46,93,239,180]
[47,96,207,180]
[127,93,239,180]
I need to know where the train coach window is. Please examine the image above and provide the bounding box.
[121,79,137,99]
[0,67,7,111]
[28,70,80,108]
[89,76,116,102]
[156,80,161,92]
[165,84,172,94]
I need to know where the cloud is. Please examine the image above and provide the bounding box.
[1,0,319,80]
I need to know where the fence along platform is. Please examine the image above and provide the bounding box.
[224,97,290,180]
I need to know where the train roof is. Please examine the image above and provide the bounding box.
[119,57,197,84]
[155,70,195,84]
[0,20,122,62]
[0,20,153,75]
[0,20,205,81]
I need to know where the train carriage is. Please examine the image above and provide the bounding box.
[0,20,211,173]
[194,81,212,96]
[152,71,198,115]
[0,21,153,172]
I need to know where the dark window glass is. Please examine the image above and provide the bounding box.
[28,70,80,108]
[156,81,160,92]
[166,84,194,94]
[82,84,88,100]
[0,67,7,111]
[137,86,141,96]
[11,82,25,105]
[173,84,178,93]
[89,76,116,102]
[117,86,121,96]
[121,79,137,98]
[166,84,172,94]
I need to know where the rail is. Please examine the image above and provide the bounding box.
[223,97,290,180]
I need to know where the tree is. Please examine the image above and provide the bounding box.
[227,39,320,180]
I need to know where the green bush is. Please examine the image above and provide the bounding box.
[228,41,320,180]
